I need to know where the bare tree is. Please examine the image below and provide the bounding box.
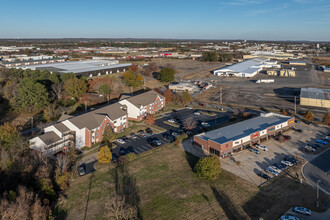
[183,117,197,130]
[51,83,64,100]
[56,154,69,175]
[105,195,137,220]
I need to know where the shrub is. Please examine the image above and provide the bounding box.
[194,155,221,180]
[304,110,314,121]
[176,133,188,142]
[323,113,330,125]
[126,153,137,162]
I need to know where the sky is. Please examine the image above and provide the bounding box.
[0,0,329,41]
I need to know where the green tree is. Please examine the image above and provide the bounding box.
[159,67,174,82]
[63,78,87,101]
[98,83,111,98]
[97,146,112,163]
[14,79,49,113]
[194,155,221,180]
[60,72,76,82]
[0,122,21,149]
[103,127,116,145]
[201,52,218,62]
[181,91,191,105]
[122,71,144,88]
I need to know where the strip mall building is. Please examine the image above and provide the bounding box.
[194,113,295,158]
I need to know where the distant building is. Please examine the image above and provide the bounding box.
[289,60,306,66]
[300,88,330,108]
[280,69,296,77]
[321,66,330,73]
[1,57,66,68]
[213,58,278,78]
[194,113,294,158]
[17,59,131,78]
[267,69,279,76]
[169,82,199,92]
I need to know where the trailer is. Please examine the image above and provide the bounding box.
[256,79,275,83]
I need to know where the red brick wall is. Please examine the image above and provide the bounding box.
[194,136,208,150]
[146,96,164,115]
[208,139,221,152]
[85,129,92,147]
[220,141,233,153]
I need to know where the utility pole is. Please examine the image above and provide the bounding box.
[31,117,33,135]
[219,87,223,105]
[294,96,296,114]
[85,101,87,112]
[316,179,321,207]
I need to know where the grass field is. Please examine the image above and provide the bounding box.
[61,144,329,220]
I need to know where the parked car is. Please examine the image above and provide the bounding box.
[316,139,327,145]
[284,135,291,141]
[248,147,260,154]
[194,111,201,115]
[112,154,118,163]
[121,136,130,142]
[304,145,316,152]
[293,128,303,133]
[280,214,300,220]
[78,165,86,176]
[171,131,179,137]
[119,148,128,156]
[185,130,193,136]
[116,138,125,144]
[201,122,210,127]
[295,120,300,124]
[269,165,282,173]
[258,173,270,180]
[168,119,176,123]
[199,103,205,107]
[265,167,278,176]
[185,105,192,109]
[281,160,293,167]
[314,143,323,149]
[285,157,298,164]
[255,144,268,151]
[138,130,147,137]
[163,133,175,142]
[152,139,161,146]
[130,133,138,139]
[145,128,153,135]
[292,207,312,216]
[323,136,330,141]
[274,163,287,170]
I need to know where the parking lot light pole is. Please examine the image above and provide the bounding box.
[316,179,321,208]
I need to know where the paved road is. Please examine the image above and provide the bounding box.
[303,149,330,195]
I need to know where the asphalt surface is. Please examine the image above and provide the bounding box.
[110,108,231,160]
[303,149,330,195]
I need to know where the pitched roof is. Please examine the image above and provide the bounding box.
[124,90,164,108]
[53,123,70,133]
[39,131,62,145]
[68,103,126,130]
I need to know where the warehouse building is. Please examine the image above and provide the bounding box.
[1,57,66,68]
[321,66,330,73]
[194,113,294,158]
[169,82,199,92]
[17,59,132,78]
[300,88,330,108]
[213,58,279,78]
[289,60,306,66]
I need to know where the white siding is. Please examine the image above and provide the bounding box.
[119,99,140,119]
[275,124,281,130]
[260,129,268,136]
[241,136,251,144]
[29,137,46,151]
[62,120,85,148]
[281,121,288,128]
[233,139,241,147]
[44,125,62,138]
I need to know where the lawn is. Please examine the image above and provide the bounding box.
[61,144,329,220]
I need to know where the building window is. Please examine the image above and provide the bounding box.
[96,133,98,136]
[107,123,110,126]
[102,125,104,129]
[102,131,104,134]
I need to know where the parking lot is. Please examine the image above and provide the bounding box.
[221,122,329,186]
[111,108,231,160]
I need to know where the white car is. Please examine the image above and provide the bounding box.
[116,139,125,144]
[292,207,311,216]
[194,111,201,115]
[265,167,278,176]
[256,144,268,151]
[201,122,210,127]
[280,214,300,220]
[269,166,282,173]
[168,119,176,123]
[281,160,293,166]
[185,105,192,109]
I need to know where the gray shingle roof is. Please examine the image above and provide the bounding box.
[39,131,61,145]
[53,123,70,133]
[124,90,164,108]
[197,114,292,144]
[68,103,126,130]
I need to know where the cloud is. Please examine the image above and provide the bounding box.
[219,0,264,6]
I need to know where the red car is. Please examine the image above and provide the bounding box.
[199,103,205,107]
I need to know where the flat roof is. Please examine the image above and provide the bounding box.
[214,58,264,75]
[196,113,292,144]
[3,57,65,64]
[300,88,330,100]
[18,59,132,74]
